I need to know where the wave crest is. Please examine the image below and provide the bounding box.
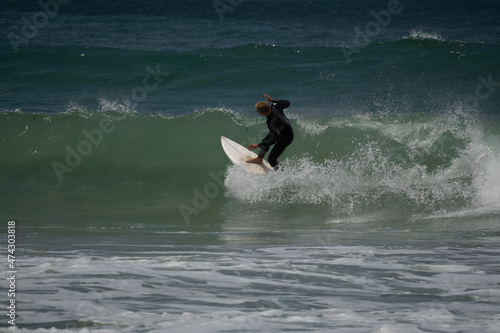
[404,29,445,41]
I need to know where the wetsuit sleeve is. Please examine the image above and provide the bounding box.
[271,100,292,127]
[273,100,290,110]
[258,132,278,151]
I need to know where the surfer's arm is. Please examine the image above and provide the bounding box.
[264,94,290,109]
[257,132,277,152]
[246,145,266,164]
[273,100,290,109]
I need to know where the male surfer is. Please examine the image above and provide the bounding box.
[246,94,293,170]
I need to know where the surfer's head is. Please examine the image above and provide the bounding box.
[255,101,271,116]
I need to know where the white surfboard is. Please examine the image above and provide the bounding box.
[221,136,274,174]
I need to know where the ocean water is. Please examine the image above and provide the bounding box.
[1,0,500,332]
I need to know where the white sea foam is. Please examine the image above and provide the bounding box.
[225,108,500,219]
[10,244,500,333]
[404,29,445,41]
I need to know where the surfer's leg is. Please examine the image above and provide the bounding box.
[268,133,293,169]
[268,146,284,169]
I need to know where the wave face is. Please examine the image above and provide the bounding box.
[1,106,499,222]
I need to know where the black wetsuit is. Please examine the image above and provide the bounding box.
[257,100,294,170]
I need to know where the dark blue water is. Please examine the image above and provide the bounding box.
[1,0,499,115]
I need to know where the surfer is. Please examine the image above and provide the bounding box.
[246,94,294,170]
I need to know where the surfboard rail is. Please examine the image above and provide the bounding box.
[221,136,274,174]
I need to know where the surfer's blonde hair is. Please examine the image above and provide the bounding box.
[255,101,271,116]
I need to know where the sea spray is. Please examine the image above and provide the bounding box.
[225,107,499,218]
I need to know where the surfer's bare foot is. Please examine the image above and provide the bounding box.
[246,157,264,164]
